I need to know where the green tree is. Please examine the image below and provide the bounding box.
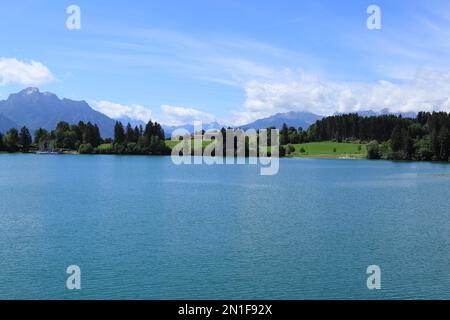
[125,123,137,143]
[19,126,32,149]
[34,128,49,144]
[5,128,20,151]
[404,131,415,160]
[280,123,289,145]
[93,124,101,147]
[367,140,380,159]
[390,125,403,152]
[114,122,125,144]
[83,122,101,148]
[286,144,295,155]
[439,125,450,161]
[414,136,433,161]
[55,122,71,148]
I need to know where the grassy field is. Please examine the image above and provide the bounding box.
[165,140,212,149]
[165,140,366,158]
[285,142,367,158]
[97,143,113,151]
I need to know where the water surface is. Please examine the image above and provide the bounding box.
[0,154,450,299]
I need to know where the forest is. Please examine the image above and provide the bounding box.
[0,120,170,155]
[303,112,450,161]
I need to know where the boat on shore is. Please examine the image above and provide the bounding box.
[35,151,61,155]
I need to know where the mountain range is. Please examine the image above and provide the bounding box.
[0,88,116,137]
[0,88,418,138]
[334,108,416,118]
[240,111,323,131]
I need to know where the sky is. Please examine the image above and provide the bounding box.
[1,0,450,126]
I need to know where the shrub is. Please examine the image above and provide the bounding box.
[279,146,286,157]
[78,143,93,154]
[95,143,114,154]
[366,140,380,159]
[286,144,295,155]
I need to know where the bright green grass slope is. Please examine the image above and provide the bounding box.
[164,140,366,159]
[286,142,367,158]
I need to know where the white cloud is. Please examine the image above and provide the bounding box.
[232,68,450,125]
[161,104,215,126]
[92,100,152,123]
[0,58,54,86]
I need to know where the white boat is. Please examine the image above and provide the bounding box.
[35,151,60,155]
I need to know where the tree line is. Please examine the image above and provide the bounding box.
[306,112,450,161]
[0,120,170,155]
[2,111,450,162]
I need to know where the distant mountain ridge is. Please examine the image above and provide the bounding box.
[240,111,323,130]
[0,88,116,137]
[334,108,417,118]
[162,122,225,137]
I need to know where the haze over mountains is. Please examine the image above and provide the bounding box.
[0,88,418,137]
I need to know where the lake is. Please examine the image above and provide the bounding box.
[0,154,450,299]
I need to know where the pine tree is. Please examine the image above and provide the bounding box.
[125,123,136,143]
[134,126,141,141]
[390,125,403,152]
[404,131,415,160]
[281,123,289,145]
[93,125,101,147]
[114,122,125,144]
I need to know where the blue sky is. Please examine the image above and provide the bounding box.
[1,0,450,125]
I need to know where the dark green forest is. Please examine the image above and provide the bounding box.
[305,112,450,161]
[0,120,170,155]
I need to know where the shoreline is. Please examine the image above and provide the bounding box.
[3,150,449,164]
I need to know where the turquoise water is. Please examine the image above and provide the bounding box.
[1,154,450,299]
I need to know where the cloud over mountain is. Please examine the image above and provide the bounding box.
[0,58,54,86]
[160,104,215,126]
[235,68,450,124]
[92,100,152,123]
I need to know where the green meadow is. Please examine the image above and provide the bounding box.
[164,140,367,159]
[285,142,367,158]
[165,140,212,149]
